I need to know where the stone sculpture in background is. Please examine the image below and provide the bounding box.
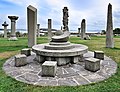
[63,7,69,31]
[37,24,40,37]
[81,19,86,39]
[77,28,81,37]
[8,16,19,40]
[106,3,114,48]
[2,21,8,38]
[48,19,52,42]
[27,5,37,47]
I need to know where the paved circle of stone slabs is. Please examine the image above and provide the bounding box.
[3,51,117,86]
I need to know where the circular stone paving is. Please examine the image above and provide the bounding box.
[3,51,117,86]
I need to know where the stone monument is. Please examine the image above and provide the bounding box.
[48,19,52,41]
[27,5,37,47]
[77,28,81,37]
[2,21,8,38]
[37,24,40,37]
[106,3,114,48]
[63,7,69,31]
[32,30,88,65]
[8,16,18,40]
[81,19,86,39]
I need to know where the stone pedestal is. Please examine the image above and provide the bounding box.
[15,54,27,67]
[106,3,114,48]
[8,16,19,40]
[27,5,37,47]
[2,21,8,38]
[85,57,100,72]
[21,48,31,56]
[94,51,104,60]
[42,61,57,77]
[48,19,52,42]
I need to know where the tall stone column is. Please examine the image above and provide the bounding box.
[2,21,8,38]
[77,28,81,37]
[37,24,40,37]
[27,5,37,47]
[48,19,52,42]
[8,16,18,40]
[63,7,69,31]
[81,19,86,39]
[106,3,114,48]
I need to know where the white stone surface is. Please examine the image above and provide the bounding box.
[8,37,18,41]
[15,54,27,67]
[27,5,37,47]
[3,51,117,86]
[42,61,57,77]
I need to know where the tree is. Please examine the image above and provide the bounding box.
[101,30,106,34]
[113,28,120,34]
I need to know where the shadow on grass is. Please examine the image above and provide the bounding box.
[111,47,120,50]
[103,47,120,50]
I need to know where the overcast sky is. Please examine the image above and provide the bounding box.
[0,0,120,32]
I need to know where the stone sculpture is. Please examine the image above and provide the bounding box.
[2,21,8,38]
[27,5,37,47]
[106,3,114,48]
[63,7,69,31]
[8,16,18,40]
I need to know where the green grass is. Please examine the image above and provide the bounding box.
[0,36,120,92]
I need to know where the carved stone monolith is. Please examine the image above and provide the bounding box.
[106,3,114,48]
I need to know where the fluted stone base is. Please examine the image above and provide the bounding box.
[8,37,18,41]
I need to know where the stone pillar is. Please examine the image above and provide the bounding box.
[81,19,86,39]
[8,16,18,40]
[106,3,114,48]
[63,7,69,31]
[27,5,37,47]
[48,19,52,41]
[37,24,40,37]
[2,21,8,38]
[77,28,81,37]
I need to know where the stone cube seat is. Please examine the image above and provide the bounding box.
[94,50,104,60]
[21,48,31,56]
[85,57,100,72]
[15,54,27,67]
[42,61,57,77]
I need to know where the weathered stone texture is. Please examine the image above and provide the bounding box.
[27,5,37,47]
[106,3,114,48]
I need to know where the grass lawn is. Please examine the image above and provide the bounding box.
[0,36,120,92]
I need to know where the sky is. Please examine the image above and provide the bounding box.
[0,0,120,32]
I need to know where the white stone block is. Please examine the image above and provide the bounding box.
[42,61,57,77]
[85,57,100,72]
[15,54,27,67]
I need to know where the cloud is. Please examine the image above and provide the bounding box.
[4,0,40,8]
[1,0,120,31]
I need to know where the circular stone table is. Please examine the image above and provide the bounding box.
[32,43,88,65]
[3,51,117,86]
